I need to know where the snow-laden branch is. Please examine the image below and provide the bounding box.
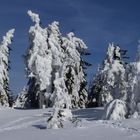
[67,32,87,49]
[1,29,15,47]
[27,10,40,25]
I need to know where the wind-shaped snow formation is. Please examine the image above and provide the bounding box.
[0,29,15,107]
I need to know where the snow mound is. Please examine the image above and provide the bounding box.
[47,108,72,129]
[102,99,128,120]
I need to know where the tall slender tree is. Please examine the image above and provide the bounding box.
[47,21,66,106]
[47,62,72,129]
[25,11,53,108]
[126,41,140,116]
[62,32,88,108]
[0,29,15,107]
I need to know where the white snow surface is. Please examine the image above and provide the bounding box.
[0,108,140,140]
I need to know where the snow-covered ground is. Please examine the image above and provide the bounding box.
[0,108,140,140]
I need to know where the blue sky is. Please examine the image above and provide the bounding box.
[0,0,140,94]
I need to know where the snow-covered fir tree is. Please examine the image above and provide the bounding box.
[47,62,72,129]
[126,41,140,117]
[88,43,128,107]
[102,99,128,120]
[25,10,88,109]
[0,29,15,107]
[47,31,89,127]
[62,32,88,108]
[88,72,104,107]
[25,10,53,108]
[14,88,28,108]
[46,22,88,109]
[46,21,66,106]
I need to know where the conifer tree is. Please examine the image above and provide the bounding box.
[25,11,89,109]
[47,62,72,129]
[62,32,88,108]
[14,88,28,108]
[0,29,15,107]
[25,11,53,108]
[47,21,65,106]
[89,43,127,107]
[126,41,140,117]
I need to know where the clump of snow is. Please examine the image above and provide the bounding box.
[47,108,72,129]
[27,10,40,25]
[102,99,128,120]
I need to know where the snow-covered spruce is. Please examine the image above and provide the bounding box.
[101,41,140,120]
[126,41,140,117]
[25,10,88,109]
[25,10,53,108]
[47,21,66,107]
[47,69,72,129]
[47,21,65,71]
[62,32,88,108]
[0,29,15,107]
[88,43,127,107]
[14,88,28,108]
[102,99,128,120]
[47,108,72,129]
[47,23,88,109]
